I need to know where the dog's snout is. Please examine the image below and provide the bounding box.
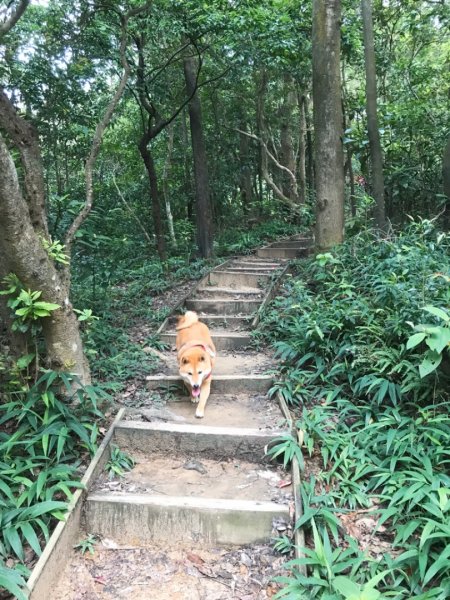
[193,384,200,390]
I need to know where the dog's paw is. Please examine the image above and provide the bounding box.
[195,408,204,418]
[191,396,199,404]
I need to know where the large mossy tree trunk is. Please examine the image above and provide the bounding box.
[183,50,214,259]
[0,134,90,383]
[312,0,345,250]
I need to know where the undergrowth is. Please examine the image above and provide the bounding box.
[0,371,108,599]
[259,220,450,599]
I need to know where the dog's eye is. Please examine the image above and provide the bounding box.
[188,372,193,376]
[198,371,202,375]
[199,356,205,362]
[182,358,188,365]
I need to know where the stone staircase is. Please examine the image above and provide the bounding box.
[49,236,313,598]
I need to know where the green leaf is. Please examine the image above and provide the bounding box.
[33,302,61,312]
[419,352,442,378]
[19,521,42,556]
[332,576,361,596]
[423,305,449,322]
[4,526,24,560]
[406,332,426,349]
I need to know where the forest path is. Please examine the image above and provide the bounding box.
[52,236,313,600]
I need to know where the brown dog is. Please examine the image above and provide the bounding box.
[176,311,216,418]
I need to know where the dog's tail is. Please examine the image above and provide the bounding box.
[176,310,199,330]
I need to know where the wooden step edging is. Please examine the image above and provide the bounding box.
[145,373,274,393]
[26,408,126,600]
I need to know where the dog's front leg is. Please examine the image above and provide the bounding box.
[195,380,211,418]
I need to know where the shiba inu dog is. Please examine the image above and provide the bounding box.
[176,311,216,418]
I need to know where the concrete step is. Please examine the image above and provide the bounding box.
[223,266,279,275]
[160,331,252,350]
[269,239,314,248]
[124,390,287,432]
[185,298,260,314]
[85,493,290,546]
[194,286,263,300]
[167,314,251,331]
[208,271,271,288]
[230,259,283,268]
[113,421,286,461]
[257,246,310,259]
[145,374,273,393]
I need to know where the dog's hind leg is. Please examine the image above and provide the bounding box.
[195,381,211,418]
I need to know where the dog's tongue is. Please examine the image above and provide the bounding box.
[192,388,201,398]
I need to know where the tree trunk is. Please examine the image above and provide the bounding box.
[361,0,386,229]
[0,134,90,383]
[139,133,167,263]
[304,94,314,193]
[255,69,267,209]
[181,108,194,222]
[279,74,298,203]
[162,124,177,247]
[183,50,214,258]
[297,93,307,205]
[239,122,253,213]
[312,0,345,250]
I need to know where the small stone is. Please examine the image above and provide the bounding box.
[240,552,252,567]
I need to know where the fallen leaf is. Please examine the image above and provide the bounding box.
[187,552,204,565]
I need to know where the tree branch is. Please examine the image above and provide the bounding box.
[0,0,29,39]
[112,171,154,247]
[63,3,151,269]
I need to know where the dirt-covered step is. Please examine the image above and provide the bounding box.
[208,270,272,288]
[269,238,314,248]
[124,390,287,431]
[166,314,252,331]
[160,330,252,351]
[185,298,260,314]
[53,541,288,599]
[193,285,264,299]
[147,349,274,381]
[257,246,310,259]
[85,451,291,546]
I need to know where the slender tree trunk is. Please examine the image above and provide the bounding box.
[312,0,345,250]
[304,94,314,194]
[239,121,253,213]
[297,93,307,205]
[139,133,167,262]
[163,124,177,247]
[255,68,267,209]
[183,50,214,258]
[181,108,194,222]
[279,74,298,203]
[361,0,386,229]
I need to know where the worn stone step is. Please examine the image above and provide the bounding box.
[208,271,271,288]
[185,298,260,314]
[85,493,290,546]
[145,374,273,393]
[257,246,310,259]
[269,239,314,248]
[223,267,279,276]
[193,286,263,300]
[160,331,252,350]
[166,314,251,331]
[113,421,286,460]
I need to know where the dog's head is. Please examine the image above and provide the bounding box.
[178,346,213,398]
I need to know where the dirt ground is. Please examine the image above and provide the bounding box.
[52,541,288,600]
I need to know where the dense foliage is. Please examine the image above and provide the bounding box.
[259,221,450,598]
